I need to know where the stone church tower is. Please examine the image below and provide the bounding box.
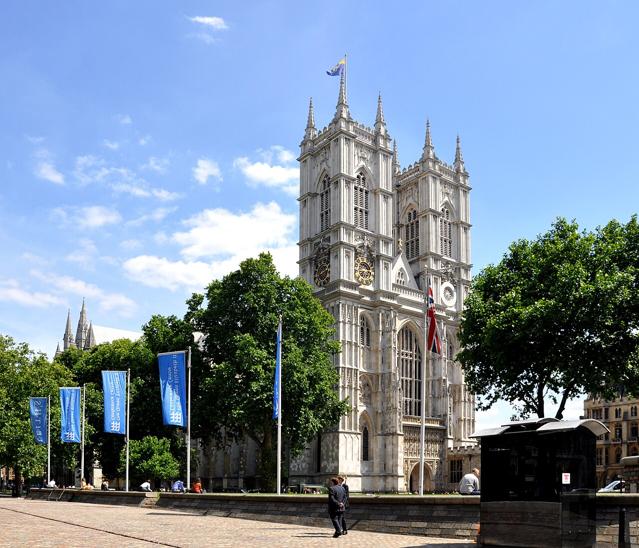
[292,74,475,492]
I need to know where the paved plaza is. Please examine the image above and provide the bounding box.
[0,498,475,547]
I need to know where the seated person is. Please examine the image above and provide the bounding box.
[192,478,203,493]
[458,468,480,495]
[171,479,185,493]
[140,480,152,492]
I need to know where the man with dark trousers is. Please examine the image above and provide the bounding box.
[337,475,349,534]
[327,477,347,537]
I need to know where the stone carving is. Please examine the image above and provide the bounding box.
[441,182,454,200]
[359,377,372,406]
[355,144,371,168]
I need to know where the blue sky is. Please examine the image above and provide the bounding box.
[2,1,639,430]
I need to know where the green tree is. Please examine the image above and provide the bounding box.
[458,218,639,419]
[188,253,349,490]
[123,435,179,487]
[0,335,75,489]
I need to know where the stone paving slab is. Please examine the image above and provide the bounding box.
[0,498,476,547]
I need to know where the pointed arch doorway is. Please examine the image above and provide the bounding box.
[409,462,432,493]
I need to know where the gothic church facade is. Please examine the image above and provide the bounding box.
[291,75,475,492]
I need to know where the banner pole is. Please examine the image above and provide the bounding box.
[126,369,130,492]
[276,316,282,496]
[47,395,51,485]
[80,385,85,485]
[419,272,428,496]
[186,347,192,491]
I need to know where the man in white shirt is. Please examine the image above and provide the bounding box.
[140,480,152,492]
[458,468,480,495]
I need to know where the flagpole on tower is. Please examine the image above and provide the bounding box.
[344,53,348,99]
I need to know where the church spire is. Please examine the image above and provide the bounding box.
[454,135,465,172]
[75,298,88,349]
[63,309,74,350]
[304,97,317,140]
[85,322,96,350]
[392,140,400,174]
[333,71,350,121]
[422,119,435,160]
[375,93,386,135]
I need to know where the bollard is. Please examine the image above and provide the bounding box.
[619,507,626,548]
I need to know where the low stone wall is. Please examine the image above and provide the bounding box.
[156,493,479,540]
[596,494,639,546]
[28,488,157,507]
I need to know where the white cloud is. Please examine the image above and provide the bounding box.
[0,279,65,308]
[128,207,178,226]
[65,238,98,269]
[123,255,214,292]
[30,270,137,317]
[53,205,122,230]
[193,158,222,185]
[103,140,120,150]
[174,201,295,259]
[120,239,142,250]
[21,252,49,266]
[35,161,65,185]
[233,146,298,195]
[117,114,132,125]
[142,156,169,174]
[189,16,228,30]
[138,135,151,146]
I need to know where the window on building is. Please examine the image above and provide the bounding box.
[449,460,463,484]
[616,448,622,464]
[440,207,453,257]
[396,269,406,286]
[359,316,371,348]
[615,407,622,419]
[615,425,623,440]
[632,423,638,440]
[405,209,419,259]
[399,326,422,417]
[596,448,603,466]
[362,426,370,461]
[605,408,609,420]
[632,406,638,417]
[320,176,331,232]
[354,173,369,230]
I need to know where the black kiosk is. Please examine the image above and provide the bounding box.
[472,418,608,547]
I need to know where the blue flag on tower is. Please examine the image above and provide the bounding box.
[158,351,187,427]
[326,57,345,76]
[272,319,282,420]
[59,387,81,443]
[29,397,47,445]
[102,370,127,435]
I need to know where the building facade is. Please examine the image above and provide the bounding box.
[583,395,639,487]
[290,75,476,492]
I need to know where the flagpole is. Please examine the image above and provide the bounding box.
[126,368,130,492]
[186,347,192,491]
[419,272,428,496]
[80,384,85,485]
[47,395,51,485]
[344,53,348,99]
[276,316,283,496]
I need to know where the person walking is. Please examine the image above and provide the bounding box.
[458,468,480,495]
[327,477,347,538]
[337,475,349,534]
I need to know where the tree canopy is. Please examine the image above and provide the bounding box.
[458,217,639,419]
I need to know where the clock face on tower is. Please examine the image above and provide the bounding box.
[314,258,330,287]
[354,255,374,286]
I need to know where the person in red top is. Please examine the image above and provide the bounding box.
[192,478,203,493]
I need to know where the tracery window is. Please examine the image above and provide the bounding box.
[440,207,452,257]
[359,316,371,348]
[399,326,422,417]
[362,426,370,461]
[320,176,331,232]
[396,269,406,286]
[354,173,369,229]
[405,209,419,259]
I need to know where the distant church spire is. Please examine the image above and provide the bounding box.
[454,135,465,172]
[75,299,88,349]
[422,119,435,160]
[393,140,400,174]
[304,97,317,140]
[375,93,386,135]
[333,71,350,121]
[63,309,74,350]
[85,322,96,349]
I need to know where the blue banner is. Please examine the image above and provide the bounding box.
[59,387,81,443]
[29,397,48,444]
[102,371,126,435]
[158,352,186,427]
[273,320,282,420]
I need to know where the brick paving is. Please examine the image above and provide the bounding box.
[0,498,476,547]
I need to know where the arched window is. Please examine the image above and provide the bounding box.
[405,209,419,259]
[354,173,369,229]
[320,176,331,232]
[396,269,406,286]
[399,326,422,417]
[362,426,370,461]
[440,207,452,257]
[359,316,371,348]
